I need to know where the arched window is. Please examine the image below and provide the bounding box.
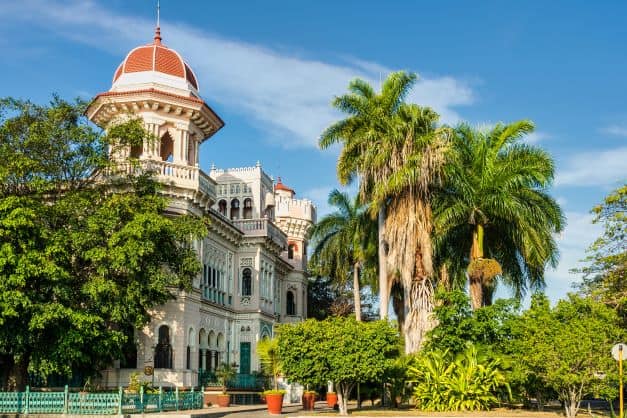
[286,291,296,316]
[218,200,227,216]
[288,244,296,260]
[154,325,173,369]
[243,198,253,219]
[242,268,252,296]
[230,199,240,220]
[160,132,174,162]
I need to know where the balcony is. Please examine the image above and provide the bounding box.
[109,160,216,202]
[232,218,287,250]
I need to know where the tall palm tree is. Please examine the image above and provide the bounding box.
[320,73,418,320]
[320,72,450,352]
[308,190,376,321]
[434,121,564,309]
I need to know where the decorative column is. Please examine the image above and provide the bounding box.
[173,127,189,165]
[199,349,206,370]
[142,122,161,159]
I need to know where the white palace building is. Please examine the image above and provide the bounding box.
[86,26,316,389]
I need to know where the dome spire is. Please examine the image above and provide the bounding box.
[153,0,162,45]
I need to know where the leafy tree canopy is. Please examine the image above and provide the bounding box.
[511,294,624,418]
[424,290,520,356]
[0,97,207,390]
[575,185,627,319]
[277,317,399,415]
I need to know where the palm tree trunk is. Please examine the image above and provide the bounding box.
[439,263,450,290]
[378,205,389,319]
[469,224,485,310]
[391,281,405,332]
[386,196,435,353]
[353,262,362,321]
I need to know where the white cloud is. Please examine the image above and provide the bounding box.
[602,124,627,137]
[0,0,475,149]
[555,147,627,187]
[525,131,550,144]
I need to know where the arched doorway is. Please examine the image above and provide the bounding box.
[286,291,296,316]
[154,325,173,369]
[160,132,174,162]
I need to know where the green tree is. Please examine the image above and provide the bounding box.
[320,72,450,352]
[308,190,376,321]
[576,185,627,319]
[435,121,564,309]
[424,290,520,356]
[277,317,399,415]
[0,97,206,389]
[512,294,623,418]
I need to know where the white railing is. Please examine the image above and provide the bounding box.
[108,160,216,199]
[232,218,288,249]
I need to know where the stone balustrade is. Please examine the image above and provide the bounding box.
[232,218,288,249]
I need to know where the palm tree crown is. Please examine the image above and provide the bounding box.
[434,120,565,308]
[308,190,376,321]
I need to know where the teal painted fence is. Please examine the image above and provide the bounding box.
[0,385,204,415]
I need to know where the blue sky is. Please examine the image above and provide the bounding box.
[0,0,625,303]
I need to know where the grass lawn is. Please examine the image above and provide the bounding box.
[300,403,612,417]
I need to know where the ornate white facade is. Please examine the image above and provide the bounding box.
[86,27,315,387]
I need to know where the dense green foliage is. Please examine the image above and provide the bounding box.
[277,317,399,415]
[0,97,207,389]
[511,294,623,418]
[409,344,510,411]
[422,290,625,415]
[424,290,519,356]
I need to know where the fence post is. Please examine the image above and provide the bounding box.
[140,385,144,413]
[118,386,123,415]
[190,386,194,409]
[175,387,179,411]
[158,386,163,412]
[24,385,30,415]
[64,385,69,414]
[200,386,204,409]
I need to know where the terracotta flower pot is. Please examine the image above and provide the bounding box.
[302,392,316,410]
[326,392,338,408]
[217,393,230,407]
[265,392,284,415]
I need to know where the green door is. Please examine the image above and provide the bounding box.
[240,342,251,374]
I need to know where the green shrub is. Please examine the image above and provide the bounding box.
[409,344,509,411]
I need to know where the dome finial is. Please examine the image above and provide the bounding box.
[154,0,162,45]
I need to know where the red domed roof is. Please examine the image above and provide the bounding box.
[112,27,198,90]
[275,177,295,194]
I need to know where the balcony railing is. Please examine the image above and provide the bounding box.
[108,160,216,201]
[232,218,287,250]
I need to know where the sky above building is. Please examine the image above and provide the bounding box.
[0,0,625,304]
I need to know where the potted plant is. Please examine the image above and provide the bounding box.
[258,338,285,415]
[215,362,236,407]
[302,389,316,411]
[326,391,338,408]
